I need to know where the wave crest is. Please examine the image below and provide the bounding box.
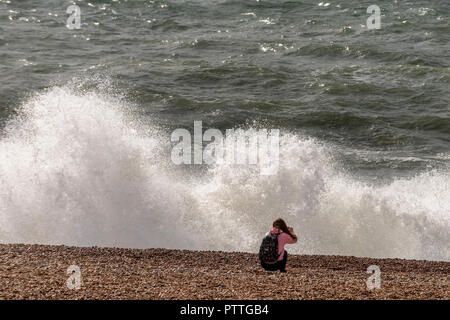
[0,86,448,261]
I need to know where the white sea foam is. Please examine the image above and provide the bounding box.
[0,86,449,261]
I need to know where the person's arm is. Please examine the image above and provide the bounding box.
[288,227,298,243]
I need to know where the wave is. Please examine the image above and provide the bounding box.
[0,85,449,261]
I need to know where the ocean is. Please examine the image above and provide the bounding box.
[0,0,449,261]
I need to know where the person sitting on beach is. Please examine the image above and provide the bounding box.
[259,218,297,273]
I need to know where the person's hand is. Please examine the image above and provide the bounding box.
[288,227,294,233]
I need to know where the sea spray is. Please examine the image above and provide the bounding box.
[0,86,449,261]
[0,87,204,249]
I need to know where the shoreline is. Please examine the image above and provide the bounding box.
[0,243,448,300]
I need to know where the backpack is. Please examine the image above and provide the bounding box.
[258,232,280,263]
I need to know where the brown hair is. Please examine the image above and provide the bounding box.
[273,218,296,240]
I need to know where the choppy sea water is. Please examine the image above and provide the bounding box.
[0,0,449,261]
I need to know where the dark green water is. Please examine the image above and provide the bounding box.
[1,0,449,177]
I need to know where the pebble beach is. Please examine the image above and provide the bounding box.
[0,244,448,300]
